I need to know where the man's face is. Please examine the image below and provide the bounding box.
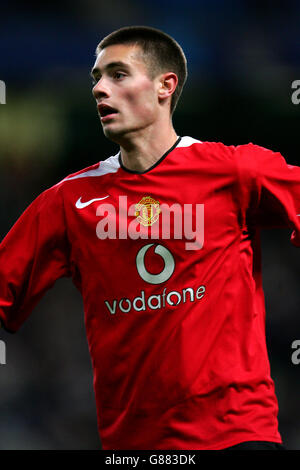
[91,44,161,141]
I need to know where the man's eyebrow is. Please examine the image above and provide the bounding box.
[90,61,130,78]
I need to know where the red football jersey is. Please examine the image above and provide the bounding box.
[0,136,299,449]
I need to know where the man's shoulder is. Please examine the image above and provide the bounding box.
[179,136,236,153]
[183,137,272,160]
[36,152,121,206]
[179,136,237,163]
[56,152,121,187]
[179,138,279,178]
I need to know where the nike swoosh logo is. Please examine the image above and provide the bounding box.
[75,196,109,209]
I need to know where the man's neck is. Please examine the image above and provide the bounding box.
[119,126,179,173]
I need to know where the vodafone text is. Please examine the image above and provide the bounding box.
[95,196,204,251]
[105,285,206,315]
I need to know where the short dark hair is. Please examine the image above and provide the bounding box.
[96,26,188,115]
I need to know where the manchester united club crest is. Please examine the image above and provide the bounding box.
[135,196,161,227]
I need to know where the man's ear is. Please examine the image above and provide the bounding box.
[157,72,178,101]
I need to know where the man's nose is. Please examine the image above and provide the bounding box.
[92,78,110,98]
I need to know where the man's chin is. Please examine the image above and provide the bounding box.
[102,124,128,142]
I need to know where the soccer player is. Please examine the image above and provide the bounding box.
[0,25,299,450]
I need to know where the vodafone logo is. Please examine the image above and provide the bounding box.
[103,242,206,315]
[136,244,175,285]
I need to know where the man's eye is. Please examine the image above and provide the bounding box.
[114,72,126,80]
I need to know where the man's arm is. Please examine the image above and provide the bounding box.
[0,184,71,333]
[235,143,300,246]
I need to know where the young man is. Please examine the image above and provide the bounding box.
[0,26,299,450]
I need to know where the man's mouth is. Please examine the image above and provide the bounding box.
[97,103,119,122]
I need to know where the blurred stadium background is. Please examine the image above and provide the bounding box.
[0,0,299,450]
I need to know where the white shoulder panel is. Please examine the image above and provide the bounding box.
[63,153,120,182]
[177,136,202,148]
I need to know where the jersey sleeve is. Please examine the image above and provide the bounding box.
[235,143,300,247]
[0,184,71,333]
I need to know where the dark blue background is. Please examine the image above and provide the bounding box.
[0,0,299,449]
